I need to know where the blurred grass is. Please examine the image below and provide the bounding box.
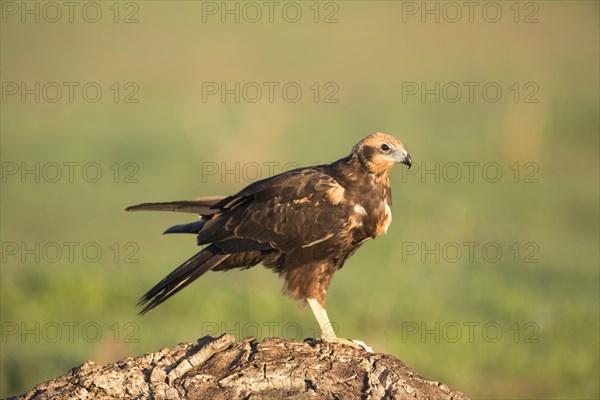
[1,1,598,399]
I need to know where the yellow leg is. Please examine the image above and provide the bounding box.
[307,298,337,340]
[306,298,372,352]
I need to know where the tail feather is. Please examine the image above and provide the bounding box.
[138,246,229,315]
[163,220,206,234]
[125,196,225,215]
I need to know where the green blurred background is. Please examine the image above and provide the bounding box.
[1,1,598,398]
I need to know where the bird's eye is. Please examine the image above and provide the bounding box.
[381,143,390,152]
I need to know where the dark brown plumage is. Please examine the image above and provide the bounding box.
[126,132,412,347]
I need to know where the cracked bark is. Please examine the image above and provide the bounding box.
[14,334,470,400]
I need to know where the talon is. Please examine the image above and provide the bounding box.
[350,339,373,353]
[322,337,373,353]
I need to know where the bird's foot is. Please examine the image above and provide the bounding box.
[321,337,373,353]
[349,339,373,353]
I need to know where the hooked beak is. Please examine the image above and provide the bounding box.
[395,149,412,169]
[402,153,412,169]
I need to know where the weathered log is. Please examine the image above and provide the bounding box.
[15,334,470,399]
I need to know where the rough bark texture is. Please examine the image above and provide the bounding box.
[15,334,470,400]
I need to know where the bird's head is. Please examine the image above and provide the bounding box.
[352,132,412,175]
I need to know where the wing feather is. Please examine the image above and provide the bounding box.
[199,168,350,252]
[125,196,225,214]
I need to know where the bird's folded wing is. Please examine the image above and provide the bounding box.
[198,168,351,252]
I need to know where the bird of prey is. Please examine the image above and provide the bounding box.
[126,132,412,348]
